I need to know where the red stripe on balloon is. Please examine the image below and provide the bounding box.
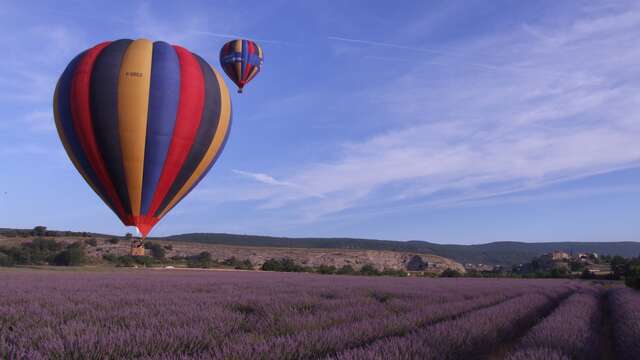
[144,45,205,218]
[69,41,131,224]
[244,41,253,83]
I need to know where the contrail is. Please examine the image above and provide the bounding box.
[192,31,300,46]
[328,36,463,57]
[329,35,506,71]
[332,35,581,78]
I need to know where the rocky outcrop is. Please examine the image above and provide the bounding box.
[0,235,465,274]
[166,243,465,274]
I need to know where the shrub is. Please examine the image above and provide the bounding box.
[440,269,462,278]
[102,253,117,262]
[18,238,64,264]
[261,258,304,272]
[0,251,13,266]
[222,257,253,269]
[359,264,381,276]
[336,265,356,275]
[381,268,408,277]
[233,259,253,270]
[115,256,136,267]
[316,264,337,274]
[25,238,63,252]
[146,242,166,260]
[163,244,173,251]
[108,237,120,244]
[67,241,84,249]
[85,238,98,247]
[580,269,597,279]
[625,264,640,289]
[52,247,86,266]
[549,267,569,278]
[187,252,215,268]
[133,256,154,266]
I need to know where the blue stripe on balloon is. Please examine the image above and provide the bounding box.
[140,41,181,215]
[242,40,248,80]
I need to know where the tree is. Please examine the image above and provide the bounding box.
[407,255,426,271]
[569,260,585,272]
[32,226,47,236]
[261,258,304,272]
[336,265,356,275]
[359,264,381,276]
[316,264,337,274]
[187,252,214,268]
[611,256,628,280]
[440,269,462,278]
[0,252,12,267]
[108,237,120,244]
[549,267,569,278]
[626,262,640,290]
[580,269,596,279]
[147,242,165,260]
[52,247,85,266]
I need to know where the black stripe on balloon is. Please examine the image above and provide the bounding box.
[89,39,133,216]
[154,53,222,217]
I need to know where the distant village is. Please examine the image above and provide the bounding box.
[465,250,611,277]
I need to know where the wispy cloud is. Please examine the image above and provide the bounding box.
[221,6,640,222]
[232,170,325,201]
[233,169,297,187]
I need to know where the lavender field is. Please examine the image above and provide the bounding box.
[0,269,637,359]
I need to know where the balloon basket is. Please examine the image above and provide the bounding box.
[130,238,145,257]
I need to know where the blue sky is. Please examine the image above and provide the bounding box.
[1,1,639,244]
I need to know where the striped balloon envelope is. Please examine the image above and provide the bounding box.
[53,39,232,238]
[219,39,263,93]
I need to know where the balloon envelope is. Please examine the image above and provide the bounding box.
[219,39,263,93]
[53,39,232,237]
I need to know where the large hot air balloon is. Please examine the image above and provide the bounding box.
[53,39,232,238]
[219,39,263,93]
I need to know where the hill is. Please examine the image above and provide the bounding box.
[158,233,640,266]
[2,228,638,267]
[0,230,464,273]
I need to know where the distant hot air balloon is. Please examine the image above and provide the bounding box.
[219,39,263,93]
[53,39,232,238]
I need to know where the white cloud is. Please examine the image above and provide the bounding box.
[233,169,297,187]
[217,5,640,222]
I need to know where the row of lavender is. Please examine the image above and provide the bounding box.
[499,285,640,360]
[506,288,603,360]
[610,287,640,360]
[0,270,582,359]
[329,286,575,359]
[504,286,640,360]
